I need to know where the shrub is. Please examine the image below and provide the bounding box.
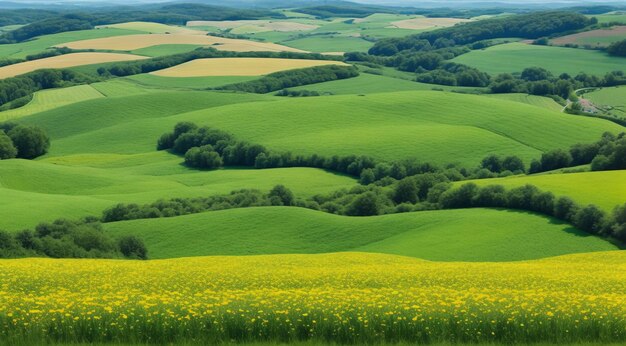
[7,125,50,159]
[0,130,17,159]
[574,205,606,235]
[184,145,223,170]
[118,236,148,260]
[346,192,381,216]
[393,177,419,204]
[268,185,295,206]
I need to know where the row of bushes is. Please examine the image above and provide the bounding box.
[99,48,341,78]
[0,219,147,259]
[607,39,626,57]
[0,123,50,159]
[529,132,626,173]
[98,173,626,244]
[102,186,300,223]
[216,65,359,94]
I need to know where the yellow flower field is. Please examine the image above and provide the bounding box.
[0,252,624,344]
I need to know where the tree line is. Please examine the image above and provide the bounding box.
[97,176,626,245]
[607,39,626,57]
[216,65,359,94]
[0,219,147,259]
[0,122,50,160]
[369,11,593,56]
[0,4,284,43]
[528,132,626,173]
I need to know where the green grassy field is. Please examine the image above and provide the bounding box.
[591,13,626,25]
[0,28,142,59]
[452,42,626,76]
[104,207,617,261]
[583,86,626,119]
[0,85,104,121]
[15,89,621,167]
[0,157,356,230]
[280,35,374,52]
[483,93,564,112]
[467,170,626,212]
[125,74,258,90]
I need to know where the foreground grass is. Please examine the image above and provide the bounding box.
[104,207,617,261]
[0,252,624,344]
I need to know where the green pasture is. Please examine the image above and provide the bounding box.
[15,89,622,167]
[591,13,626,25]
[0,157,356,230]
[452,42,626,76]
[104,207,617,261]
[281,35,374,52]
[467,170,626,213]
[483,93,564,112]
[125,74,258,90]
[0,85,104,121]
[131,44,207,57]
[584,86,626,119]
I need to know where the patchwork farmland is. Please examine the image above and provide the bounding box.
[0,2,624,345]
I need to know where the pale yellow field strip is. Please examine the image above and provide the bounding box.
[390,17,472,30]
[56,34,306,53]
[151,57,348,77]
[0,53,148,79]
[96,21,206,35]
[186,20,319,32]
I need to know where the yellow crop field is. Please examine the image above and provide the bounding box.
[0,53,147,79]
[0,252,624,344]
[151,57,348,77]
[390,17,472,30]
[57,34,306,53]
[187,20,319,32]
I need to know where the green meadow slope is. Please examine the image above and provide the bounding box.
[104,207,618,261]
[467,170,626,212]
[452,42,625,76]
[16,89,621,167]
[0,158,355,230]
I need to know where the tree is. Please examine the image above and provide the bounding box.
[481,154,503,173]
[359,168,376,185]
[554,196,579,222]
[607,39,626,57]
[393,177,419,204]
[268,185,295,206]
[570,143,599,166]
[7,125,50,159]
[521,67,553,81]
[472,185,507,207]
[0,130,17,159]
[439,183,478,209]
[118,236,148,260]
[346,192,380,216]
[574,205,606,235]
[502,156,525,173]
[540,149,572,171]
[611,203,626,242]
[184,145,223,170]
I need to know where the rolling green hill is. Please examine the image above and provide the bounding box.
[104,207,618,261]
[16,89,622,166]
[0,157,355,230]
[452,42,625,76]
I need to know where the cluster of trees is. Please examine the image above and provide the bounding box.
[0,69,96,107]
[293,4,395,18]
[158,122,379,176]
[415,62,491,87]
[607,39,626,57]
[490,67,625,99]
[369,12,593,56]
[0,219,147,259]
[102,186,304,223]
[0,123,50,160]
[0,9,57,26]
[440,183,626,242]
[529,132,626,173]
[100,48,339,77]
[217,65,359,94]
